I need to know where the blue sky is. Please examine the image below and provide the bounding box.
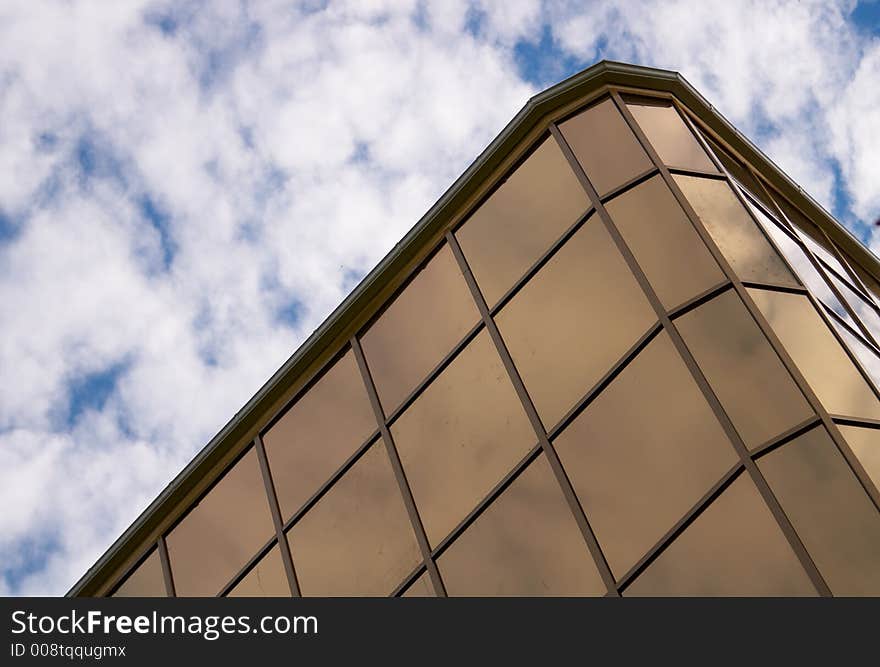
[0,0,878,595]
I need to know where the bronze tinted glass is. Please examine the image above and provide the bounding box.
[263,349,377,522]
[674,175,797,286]
[826,271,880,342]
[626,101,717,172]
[837,424,880,493]
[401,572,435,597]
[624,474,815,596]
[166,447,275,597]
[749,288,880,419]
[361,244,479,414]
[605,174,724,308]
[112,548,165,597]
[288,441,421,596]
[559,97,653,196]
[554,332,737,577]
[676,289,813,449]
[702,134,777,212]
[438,455,605,596]
[391,331,535,546]
[454,137,590,307]
[758,427,880,595]
[830,319,880,390]
[227,544,289,597]
[496,218,656,429]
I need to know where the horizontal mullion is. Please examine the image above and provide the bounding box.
[667,280,733,320]
[748,416,823,459]
[217,536,279,598]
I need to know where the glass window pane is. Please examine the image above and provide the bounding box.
[749,288,880,419]
[826,271,880,342]
[605,174,725,308]
[391,331,535,547]
[554,332,738,577]
[676,289,813,449]
[837,424,880,493]
[758,426,880,595]
[227,544,289,597]
[166,447,275,597]
[112,548,165,597]
[559,98,653,196]
[674,175,797,286]
[288,441,421,596]
[627,101,717,172]
[624,474,815,596]
[401,572,434,597]
[264,349,377,522]
[829,318,880,390]
[496,218,656,430]
[361,244,479,414]
[454,137,591,307]
[439,455,605,596]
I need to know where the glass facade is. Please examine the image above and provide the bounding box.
[103,78,880,599]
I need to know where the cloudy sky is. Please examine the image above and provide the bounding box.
[1,0,878,596]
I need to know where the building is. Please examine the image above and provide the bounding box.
[70,61,880,597]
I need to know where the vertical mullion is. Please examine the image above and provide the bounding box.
[445,230,619,597]
[350,337,447,597]
[551,107,831,597]
[157,536,176,598]
[254,435,301,597]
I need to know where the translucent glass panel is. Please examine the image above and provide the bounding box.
[166,447,275,597]
[749,288,880,419]
[626,101,717,172]
[605,175,724,308]
[438,455,605,596]
[263,349,376,522]
[227,544,289,597]
[361,244,479,414]
[837,424,880,492]
[676,290,812,449]
[559,98,653,196]
[758,427,880,595]
[391,331,535,546]
[454,137,590,307]
[554,333,737,578]
[112,548,165,597]
[288,441,420,596]
[674,175,796,286]
[401,572,434,597]
[624,474,815,596]
[496,218,656,430]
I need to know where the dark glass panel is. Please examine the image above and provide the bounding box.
[559,98,653,196]
[837,424,880,493]
[605,174,724,308]
[391,331,535,546]
[749,288,880,419]
[676,289,813,449]
[112,548,165,598]
[263,349,377,522]
[361,244,479,414]
[758,427,880,595]
[166,447,275,597]
[438,455,605,596]
[626,101,717,172]
[288,441,421,596]
[624,474,815,596]
[227,544,289,597]
[554,332,737,577]
[401,572,434,597]
[496,218,656,429]
[454,137,590,307]
[674,175,797,286]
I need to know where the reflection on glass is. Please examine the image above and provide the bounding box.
[264,349,377,523]
[837,424,880,493]
[166,447,275,597]
[624,474,815,596]
[227,544,289,597]
[361,244,479,415]
[559,98,653,196]
[605,175,724,308]
[826,271,880,343]
[758,427,880,595]
[674,175,796,286]
[676,290,813,449]
[749,288,880,419]
[288,441,421,596]
[401,572,435,597]
[830,315,880,391]
[391,331,535,547]
[555,333,736,577]
[438,455,605,596]
[496,218,656,430]
[455,137,590,307]
[112,548,165,597]
[627,101,717,172]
